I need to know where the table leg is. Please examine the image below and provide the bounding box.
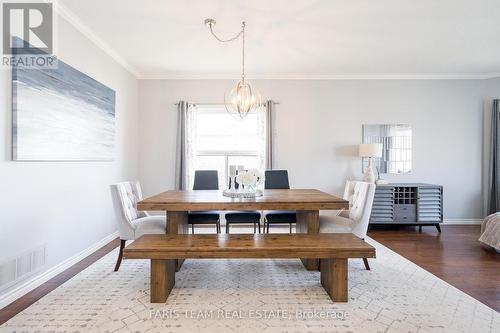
[320,258,348,302]
[150,259,175,303]
[166,211,188,271]
[296,210,319,270]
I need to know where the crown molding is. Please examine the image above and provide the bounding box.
[137,73,500,80]
[52,0,140,78]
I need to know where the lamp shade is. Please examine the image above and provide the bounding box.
[359,143,383,158]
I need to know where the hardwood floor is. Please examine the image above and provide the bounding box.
[0,225,498,325]
[369,225,500,312]
[0,238,120,325]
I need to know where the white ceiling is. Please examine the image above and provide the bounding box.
[58,0,500,79]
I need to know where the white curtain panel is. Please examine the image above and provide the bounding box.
[174,101,197,190]
[264,100,275,170]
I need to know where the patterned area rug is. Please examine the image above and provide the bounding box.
[1,237,499,333]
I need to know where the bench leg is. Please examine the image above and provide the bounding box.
[320,258,348,302]
[150,259,175,303]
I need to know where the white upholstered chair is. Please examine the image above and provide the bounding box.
[338,180,356,218]
[320,180,376,270]
[110,181,166,271]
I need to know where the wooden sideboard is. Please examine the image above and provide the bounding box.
[369,183,443,232]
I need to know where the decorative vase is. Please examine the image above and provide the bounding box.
[223,168,264,198]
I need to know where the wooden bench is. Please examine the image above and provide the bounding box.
[123,234,376,303]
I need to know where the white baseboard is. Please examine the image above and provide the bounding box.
[443,219,482,225]
[0,231,118,311]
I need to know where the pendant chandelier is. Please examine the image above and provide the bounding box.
[205,18,262,119]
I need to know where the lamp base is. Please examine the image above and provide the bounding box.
[363,159,376,183]
[363,171,376,183]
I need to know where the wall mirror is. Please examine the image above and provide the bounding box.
[362,124,412,174]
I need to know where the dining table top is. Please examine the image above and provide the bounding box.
[137,189,348,211]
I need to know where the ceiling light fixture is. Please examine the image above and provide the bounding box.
[205,18,262,119]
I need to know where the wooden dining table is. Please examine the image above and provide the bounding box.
[137,189,349,271]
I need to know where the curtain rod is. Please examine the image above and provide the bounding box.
[173,101,279,106]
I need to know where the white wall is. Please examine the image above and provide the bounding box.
[0,16,138,297]
[138,79,484,220]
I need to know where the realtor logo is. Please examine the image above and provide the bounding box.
[2,2,53,54]
[1,1,56,68]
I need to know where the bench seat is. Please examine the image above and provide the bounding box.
[123,234,375,303]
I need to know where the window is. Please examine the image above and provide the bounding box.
[187,105,267,189]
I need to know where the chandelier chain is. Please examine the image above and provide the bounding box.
[205,18,260,119]
[207,21,244,43]
[207,20,246,83]
[242,22,245,83]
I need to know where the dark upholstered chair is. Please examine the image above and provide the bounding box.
[225,211,261,234]
[193,170,219,190]
[264,170,297,233]
[224,171,262,233]
[264,170,291,189]
[188,170,221,233]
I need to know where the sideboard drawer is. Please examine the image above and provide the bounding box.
[394,204,416,222]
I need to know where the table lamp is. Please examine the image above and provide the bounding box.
[359,143,383,183]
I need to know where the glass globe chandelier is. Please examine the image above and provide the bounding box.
[205,18,262,119]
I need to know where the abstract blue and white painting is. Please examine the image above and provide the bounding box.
[12,59,116,160]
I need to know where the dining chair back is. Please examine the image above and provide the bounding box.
[264,170,290,189]
[110,181,166,271]
[264,170,295,233]
[111,181,148,240]
[343,180,356,202]
[193,170,219,190]
[189,170,221,233]
[347,181,376,239]
[338,180,356,218]
[319,180,376,270]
